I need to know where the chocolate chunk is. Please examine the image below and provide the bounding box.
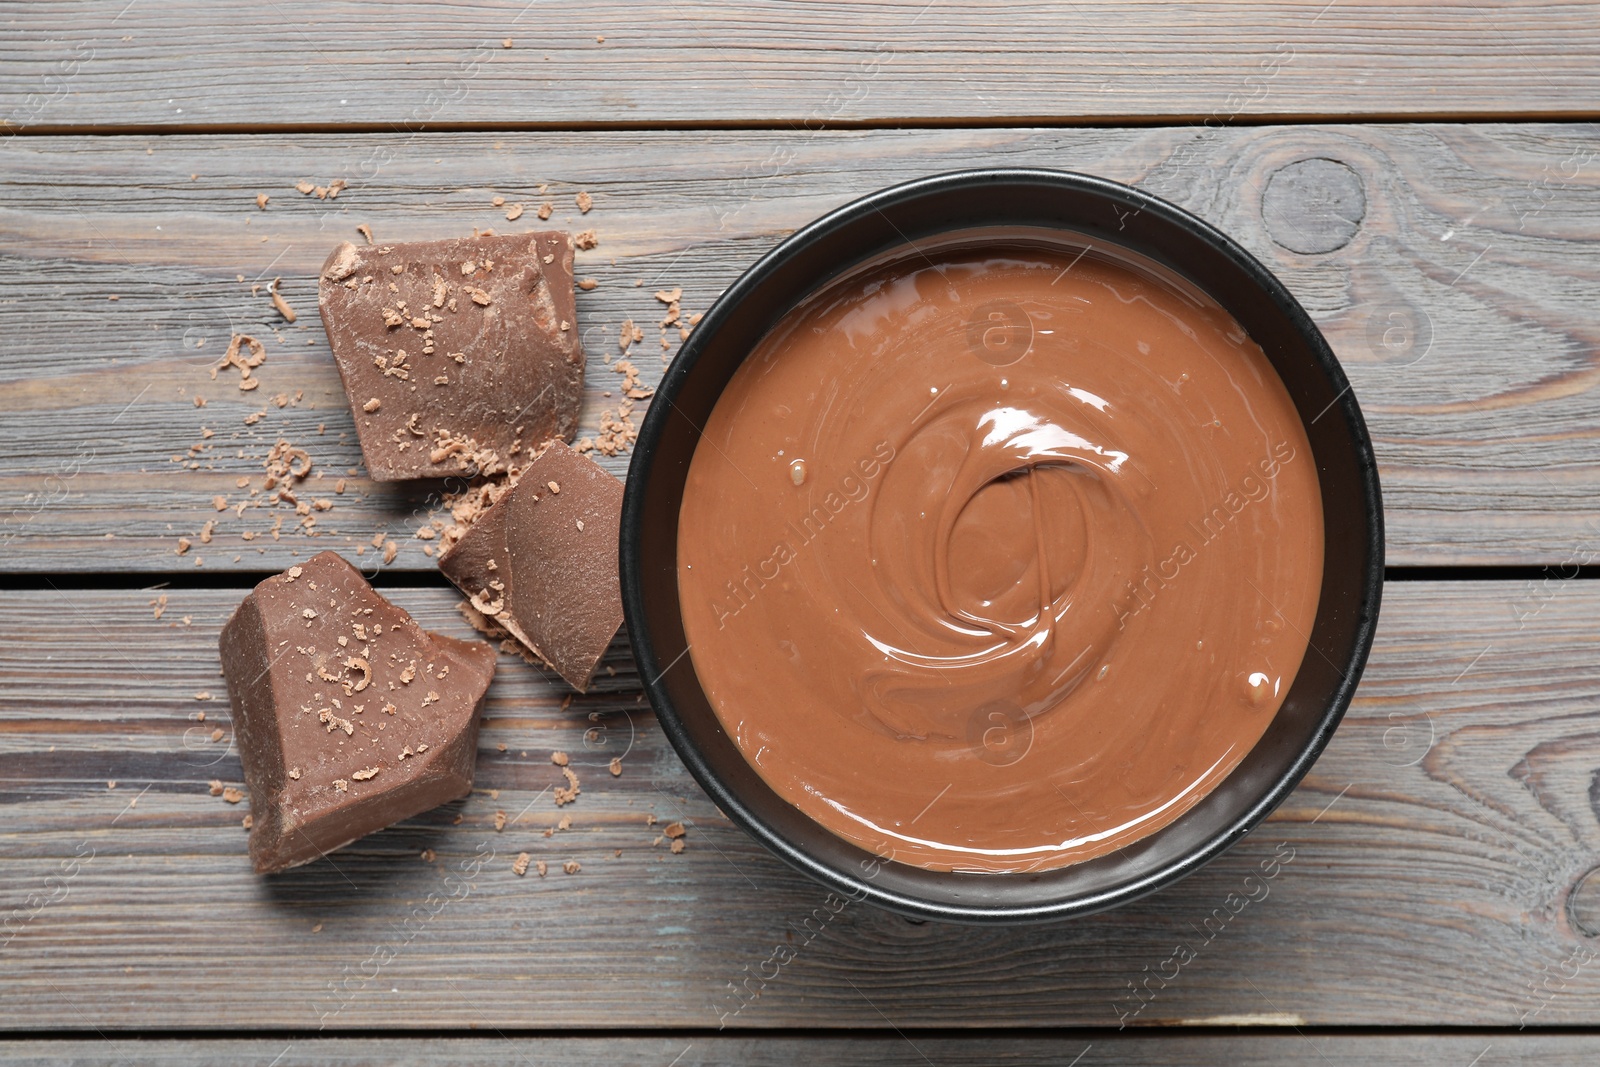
[439,441,623,691]
[318,232,583,481]
[218,550,495,873]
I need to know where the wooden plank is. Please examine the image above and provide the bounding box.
[0,1034,1590,1066]
[1,125,1598,572]
[4,580,1600,1029]
[3,1,1598,130]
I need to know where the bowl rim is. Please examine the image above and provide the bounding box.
[620,167,1384,923]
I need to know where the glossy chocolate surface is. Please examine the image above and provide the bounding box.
[677,234,1324,873]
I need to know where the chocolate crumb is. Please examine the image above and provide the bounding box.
[618,319,644,353]
[513,852,531,876]
[222,787,244,804]
[551,751,569,767]
[243,814,254,830]
[421,848,436,863]
[670,837,685,854]
[363,398,382,413]
[493,810,507,831]
[554,765,581,806]
[343,656,371,692]
[537,202,553,220]
[664,821,686,839]
[209,780,224,796]
[536,859,547,877]
[576,191,593,214]
[269,277,297,322]
[574,229,597,250]
[210,728,224,742]
[609,757,622,777]
[256,193,270,210]
[505,203,524,222]
[563,860,581,875]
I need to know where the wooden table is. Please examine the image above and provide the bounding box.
[3,2,1599,1062]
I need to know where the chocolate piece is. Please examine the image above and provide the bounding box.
[219,550,495,873]
[439,441,623,691]
[319,232,583,481]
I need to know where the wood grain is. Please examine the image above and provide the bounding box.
[0,1034,1587,1066]
[5,580,1600,1029]
[2,124,1599,572]
[3,1,1598,130]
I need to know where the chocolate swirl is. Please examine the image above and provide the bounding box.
[857,385,1147,742]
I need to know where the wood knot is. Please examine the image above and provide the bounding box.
[1568,865,1600,937]
[1261,158,1366,255]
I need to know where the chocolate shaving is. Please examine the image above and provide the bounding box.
[269,278,296,323]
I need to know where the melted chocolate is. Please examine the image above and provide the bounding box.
[677,233,1324,873]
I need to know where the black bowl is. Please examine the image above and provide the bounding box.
[620,169,1383,924]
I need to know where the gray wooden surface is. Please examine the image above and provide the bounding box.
[3,124,1599,572]
[3,1,1598,129]
[0,1034,1586,1066]
[5,0,1600,1056]
[5,581,1600,1030]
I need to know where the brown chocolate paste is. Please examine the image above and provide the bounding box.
[677,231,1323,873]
